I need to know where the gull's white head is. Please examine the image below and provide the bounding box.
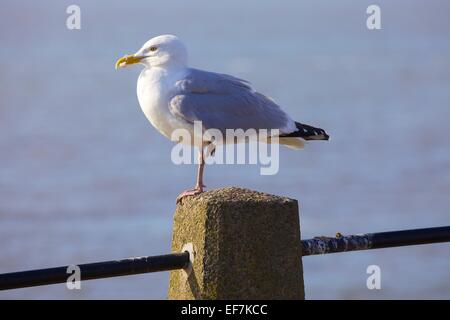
[116,35,188,70]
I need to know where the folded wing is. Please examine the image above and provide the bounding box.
[169,68,295,134]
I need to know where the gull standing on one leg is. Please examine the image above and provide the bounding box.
[115,35,329,203]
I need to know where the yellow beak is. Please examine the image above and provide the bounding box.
[115,54,144,70]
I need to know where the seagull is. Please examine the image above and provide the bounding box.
[115,35,329,203]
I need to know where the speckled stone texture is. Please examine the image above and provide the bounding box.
[168,187,304,300]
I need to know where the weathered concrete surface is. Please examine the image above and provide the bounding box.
[168,187,304,300]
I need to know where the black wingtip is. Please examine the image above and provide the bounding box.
[280,122,330,141]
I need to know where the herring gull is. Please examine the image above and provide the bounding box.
[115,35,329,202]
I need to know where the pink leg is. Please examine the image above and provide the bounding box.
[176,147,206,204]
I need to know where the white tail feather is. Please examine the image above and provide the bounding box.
[278,137,305,150]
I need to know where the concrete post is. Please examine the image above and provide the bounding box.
[168,187,304,300]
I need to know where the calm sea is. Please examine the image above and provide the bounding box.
[1,0,449,299]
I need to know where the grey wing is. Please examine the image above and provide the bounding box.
[169,68,293,134]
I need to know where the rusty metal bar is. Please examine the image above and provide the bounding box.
[1,226,449,291]
[301,226,450,256]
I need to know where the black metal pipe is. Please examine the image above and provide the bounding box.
[370,226,450,249]
[1,226,450,291]
[0,252,190,291]
[301,226,450,256]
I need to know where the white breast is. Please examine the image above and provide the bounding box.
[137,67,194,142]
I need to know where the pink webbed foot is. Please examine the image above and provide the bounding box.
[176,186,205,204]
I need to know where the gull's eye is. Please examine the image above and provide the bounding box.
[149,46,157,52]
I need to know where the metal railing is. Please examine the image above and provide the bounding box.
[1,226,449,291]
[300,226,450,256]
[0,252,189,291]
